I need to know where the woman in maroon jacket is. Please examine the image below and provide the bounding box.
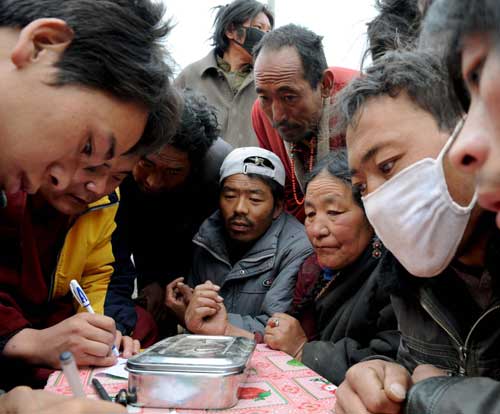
[264,149,399,385]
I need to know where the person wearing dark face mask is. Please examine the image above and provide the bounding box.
[176,0,273,148]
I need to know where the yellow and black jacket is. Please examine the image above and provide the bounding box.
[0,190,136,352]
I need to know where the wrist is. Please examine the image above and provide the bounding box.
[224,324,253,339]
[292,339,307,361]
[3,328,42,364]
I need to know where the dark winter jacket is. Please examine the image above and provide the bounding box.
[379,224,500,414]
[295,246,399,385]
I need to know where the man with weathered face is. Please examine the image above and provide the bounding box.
[178,147,312,339]
[252,24,358,221]
[176,0,273,148]
[331,50,500,414]
[0,0,178,201]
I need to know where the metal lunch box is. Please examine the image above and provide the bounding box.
[126,334,256,409]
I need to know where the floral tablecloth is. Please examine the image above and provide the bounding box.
[45,344,336,413]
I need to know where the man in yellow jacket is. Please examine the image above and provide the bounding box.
[0,156,156,389]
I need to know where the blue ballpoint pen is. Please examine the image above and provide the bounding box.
[69,279,120,357]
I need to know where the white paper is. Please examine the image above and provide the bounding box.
[98,357,129,379]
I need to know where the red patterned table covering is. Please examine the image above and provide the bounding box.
[45,344,337,413]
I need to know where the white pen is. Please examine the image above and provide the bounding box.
[60,351,85,397]
[69,279,120,357]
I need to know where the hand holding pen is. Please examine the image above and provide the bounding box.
[70,279,120,357]
[2,289,119,368]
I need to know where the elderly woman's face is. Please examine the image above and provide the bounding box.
[304,171,373,269]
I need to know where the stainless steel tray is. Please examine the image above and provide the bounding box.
[127,335,255,409]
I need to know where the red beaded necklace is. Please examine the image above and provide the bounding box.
[290,138,316,206]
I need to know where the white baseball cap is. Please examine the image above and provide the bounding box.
[219,147,286,187]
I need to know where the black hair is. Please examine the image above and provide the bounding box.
[0,0,181,156]
[366,0,421,62]
[332,49,463,137]
[254,24,327,89]
[169,90,220,168]
[421,0,500,111]
[211,0,274,55]
[305,148,362,208]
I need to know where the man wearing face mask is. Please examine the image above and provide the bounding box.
[331,50,500,414]
[175,0,273,148]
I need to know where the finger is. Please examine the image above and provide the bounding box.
[263,333,277,348]
[191,297,222,311]
[84,313,116,336]
[172,277,184,284]
[194,306,218,318]
[195,289,224,302]
[120,335,134,358]
[345,363,401,414]
[166,277,184,292]
[79,353,117,367]
[5,388,70,411]
[73,338,115,360]
[114,331,122,351]
[383,363,411,403]
[195,281,220,292]
[132,339,141,355]
[80,323,116,348]
[178,284,193,301]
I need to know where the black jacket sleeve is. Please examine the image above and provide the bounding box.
[405,376,500,414]
[302,305,400,385]
[104,194,138,336]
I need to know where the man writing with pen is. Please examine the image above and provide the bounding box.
[0,156,157,391]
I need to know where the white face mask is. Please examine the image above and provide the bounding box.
[362,120,477,277]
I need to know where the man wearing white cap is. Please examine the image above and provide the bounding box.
[177,147,312,338]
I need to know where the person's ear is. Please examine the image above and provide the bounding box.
[320,69,335,98]
[272,198,284,219]
[225,23,239,41]
[11,18,74,69]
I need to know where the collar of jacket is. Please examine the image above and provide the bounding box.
[198,50,255,91]
[83,189,119,215]
[193,210,286,266]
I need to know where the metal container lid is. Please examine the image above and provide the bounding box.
[127,335,256,374]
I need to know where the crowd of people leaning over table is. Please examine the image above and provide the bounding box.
[1,0,500,413]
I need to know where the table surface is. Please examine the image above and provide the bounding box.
[45,344,337,413]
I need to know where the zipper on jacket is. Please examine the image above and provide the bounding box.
[461,304,500,374]
[421,300,500,376]
[420,300,465,376]
[458,346,467,376]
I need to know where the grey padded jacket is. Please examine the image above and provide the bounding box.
[190,211,313,334]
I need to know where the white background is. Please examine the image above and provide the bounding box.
[161,0,378,74]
